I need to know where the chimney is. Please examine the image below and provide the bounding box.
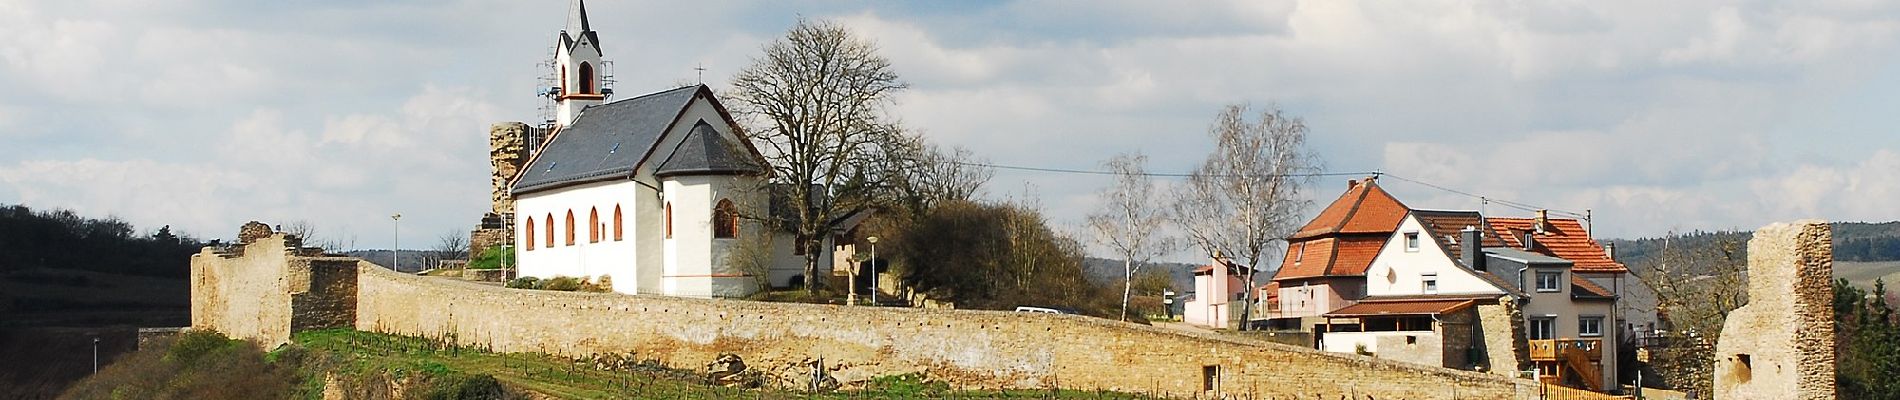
[1347,179,1359,189]
[1534,210,1550,234]
[1603,243,1616,261]
[1461,226,1485,271]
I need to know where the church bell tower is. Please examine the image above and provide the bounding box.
[552,0,609,127]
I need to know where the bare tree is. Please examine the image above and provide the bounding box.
[435,231,470,261]
[281,220,352,252]
[1088,153,1176,321]
[1170,103,1321,330]
[1635,233,1748,394]
[730,18,907,294]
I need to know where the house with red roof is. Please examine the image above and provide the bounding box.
[1264,177,1408,331]
[1183,258,1249,329]
[1263,178,1643,392]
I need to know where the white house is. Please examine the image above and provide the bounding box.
[507,1,836,298]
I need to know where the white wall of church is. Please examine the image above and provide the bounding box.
[661,175,763,298]
[514,179,650,294]
[1365,215,1504,297]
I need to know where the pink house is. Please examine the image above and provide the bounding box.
[1184,259,1248,329]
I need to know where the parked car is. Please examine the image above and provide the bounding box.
[1014,306,1076,314]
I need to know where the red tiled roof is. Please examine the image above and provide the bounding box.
[1324,298,1477,317]
[1289,178,1409,240]
[1488,217,1627,273]
[1273,235,1387,281]
[1571,275,1614,299]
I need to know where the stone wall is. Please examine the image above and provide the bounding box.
[1714,220,1834,399]
[194,235,1620,399]
[1476,298,1530,374]
[489,122,530,217]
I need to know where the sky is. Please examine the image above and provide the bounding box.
[1,0,1897,263]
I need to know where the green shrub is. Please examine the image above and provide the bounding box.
[467,246,513,270]
[505,277,539,289]
[421,373,505,400]
[541,276,583,291]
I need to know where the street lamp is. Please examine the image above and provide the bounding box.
[867,236,879,306]
[391,214,402,271]
[92,337,99,374]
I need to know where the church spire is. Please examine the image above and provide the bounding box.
[566,0,591,35]
[552,0,605,128]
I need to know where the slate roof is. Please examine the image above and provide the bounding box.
[1289,177,1408,240]
[1487,217,1628,273]
[1410,209,1506,261]
[559,0,598,51]
[655,121,766,178]
[514,85,739,194]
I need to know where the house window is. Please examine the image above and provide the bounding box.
[1404,232,1419,252]
[713,199,737,239]
[1579,316,1604,337]
[612,205,623,241]
[524,217,535,251]
[1529,317,1556,340]
[1536,271,1562,292]
[588,207,600,243]
[664,203,673,239]
[1295,242,1305,263]
[565,210,576,246]
[545,213,554,248]
[578,62,594,94]
[1201,365,1219,391]
[1422,274,1438,294]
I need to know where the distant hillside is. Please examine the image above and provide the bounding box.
[1081,257,1276,294]
[1606,221,1900,289]
[1608,221,1900,265]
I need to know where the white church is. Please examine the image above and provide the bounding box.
[507,1,852,298]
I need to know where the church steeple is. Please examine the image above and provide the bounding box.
[553,0,606,128]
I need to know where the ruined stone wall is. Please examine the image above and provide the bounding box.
[1714,220,1834,400]
[354,266,1590,399]
[489,122,530,217]
[1476,299,1530,374]
[193,235,1621,399]
[192,234,365,347]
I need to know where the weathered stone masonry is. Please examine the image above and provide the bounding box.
[1714,220,1835,400]
[195,233,1615,399]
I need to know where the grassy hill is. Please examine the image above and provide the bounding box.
[63,329,1171,400]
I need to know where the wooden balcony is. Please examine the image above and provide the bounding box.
[1528,339,1602,361]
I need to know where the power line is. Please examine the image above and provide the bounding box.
[945,160,1379,179]
[947,160,1592,221]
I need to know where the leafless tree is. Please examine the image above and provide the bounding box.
[435,231,470,261]
[871,131,992,219]
[281,220,353,252]
[1170,103,1321,330]
[1635,233,1748,394]
[730,18,907,294]
[1088,153,1177,321]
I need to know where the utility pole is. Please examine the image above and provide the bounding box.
[868,236,879,306]
[391,214,402,270]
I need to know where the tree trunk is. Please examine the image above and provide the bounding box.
[803,240,823,295]
[1237,268,1254,331]
[1120,259,1134,322]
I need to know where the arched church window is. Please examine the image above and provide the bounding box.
[545,213,555,248]
[579,62,595,94]
[713,200,738,239]
[560,68,568,96]
[664,203,673,239]
[613,205,623,241]
[565,210,576,246]
[589,208,600,243]
[525,216,535,251]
